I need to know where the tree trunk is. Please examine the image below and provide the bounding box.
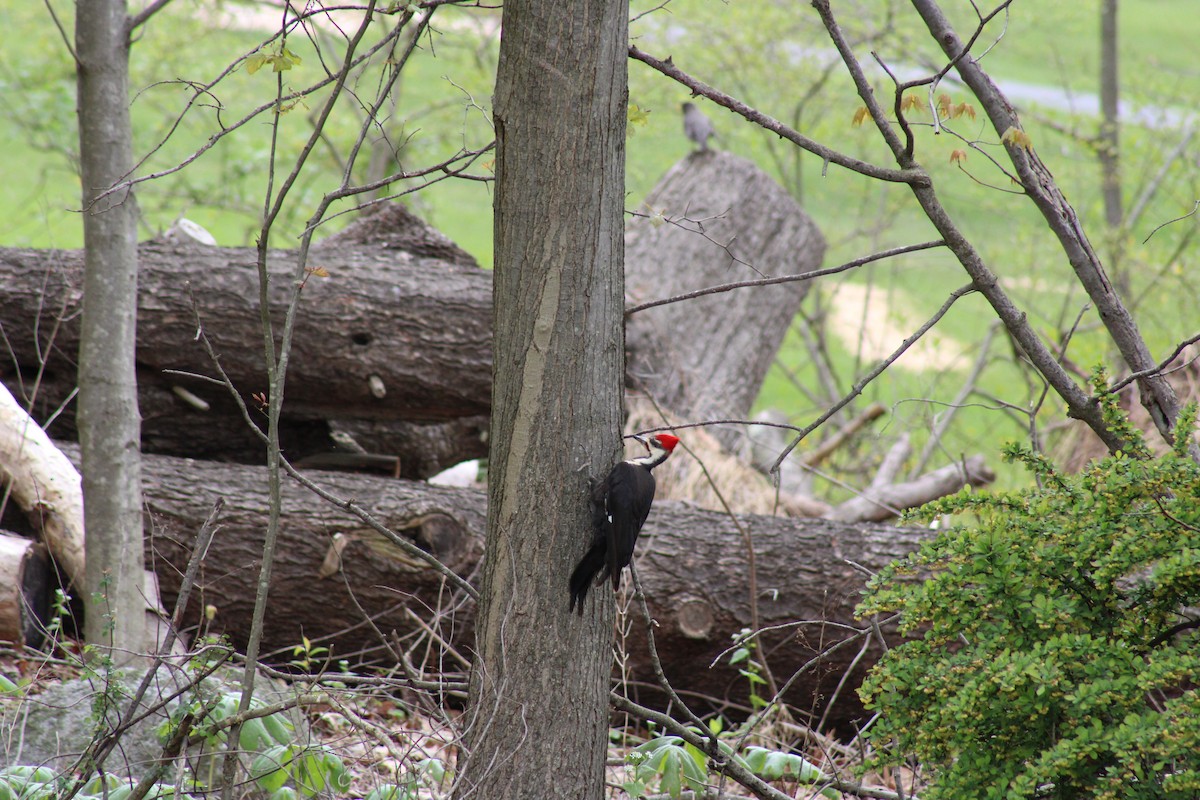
[455,2,630,797]
[1099,0,1126,295]
[76,0,146,659]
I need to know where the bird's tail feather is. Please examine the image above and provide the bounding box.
[569,544,606,615]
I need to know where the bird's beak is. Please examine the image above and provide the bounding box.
[631,434,650,453]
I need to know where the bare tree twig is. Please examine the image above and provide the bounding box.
[811,0,1126,455]
[127,0,174,32]
[801,403,887,469]
[911,322,999,476]
[1127,127,1196,232]
[626,240,945,315]
[770,284,976,476]
[1108,329,1200,394]
[907,0,1186,452]
[627,45,927,186]
[1141,199,1200,245]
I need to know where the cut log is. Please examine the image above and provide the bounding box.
[625,151,825,449]
[0,205,493,477]
[0,383,186,653]
[0,382,85,584]
[1,189,827,479]
[118,444,928,730]
[0,532,52,647]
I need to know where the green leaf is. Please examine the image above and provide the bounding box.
[250,744,292,793]
[740,746,828,785]
[416,757,446,786]
[621,779,646,799]
[627,103,651,133]
[365,785,411,800]
[293,748,350,797]
[107,785,134,800]
[240,717,273,751]
[261,711,295,746]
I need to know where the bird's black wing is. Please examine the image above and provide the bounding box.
[604,462,656,590]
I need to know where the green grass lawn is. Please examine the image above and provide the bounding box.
[2,0,1195,494]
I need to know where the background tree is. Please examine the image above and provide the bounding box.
[453,0,629,798]
[75,0,150,660]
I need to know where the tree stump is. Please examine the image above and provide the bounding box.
[625,151,825,448]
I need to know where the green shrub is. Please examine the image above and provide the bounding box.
[858,403,1200,799]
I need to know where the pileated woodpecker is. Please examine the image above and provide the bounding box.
[569,433,681,614]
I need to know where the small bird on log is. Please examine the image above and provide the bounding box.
[682,102,716,152]
[569,433,680,614]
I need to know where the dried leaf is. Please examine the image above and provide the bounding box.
[952,102,977,120]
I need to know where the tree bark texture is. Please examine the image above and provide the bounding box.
[456,2,631,798]
[103,446,927,733]
[0,205,492,478]
[76,0,146,657]
[626,151,825,449]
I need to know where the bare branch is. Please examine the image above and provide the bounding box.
[627,44,928,186]
[1141,199,1200,245]
[800,403,887,469]
[1127,126,1197,232]
[127,0,173,33]
[770,284,975,476]
[908,0,1186,451]
[911,322,999,476]
[626,240,945,315]
[1108,330,1200,395]
[810,0,1125,454]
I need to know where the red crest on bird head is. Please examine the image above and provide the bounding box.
[650,433,680,452]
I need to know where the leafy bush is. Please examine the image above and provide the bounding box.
[858,403,1200,799]
[0,767,194,800]
[623,728,834,799]
[158,688,351,798]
